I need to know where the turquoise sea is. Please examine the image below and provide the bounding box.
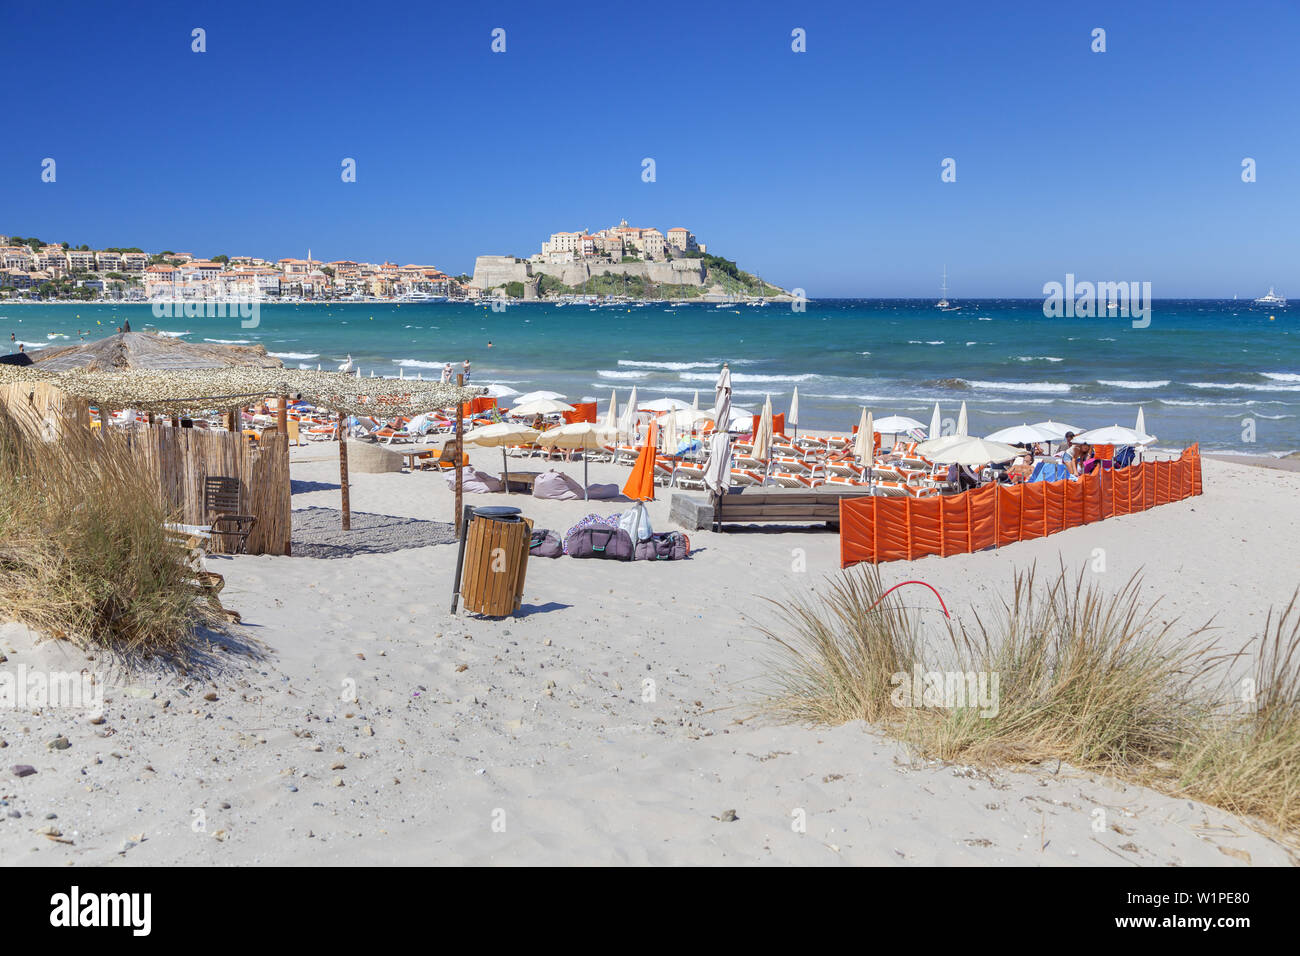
[5,299,1297,455]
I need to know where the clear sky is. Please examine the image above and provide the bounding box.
[2,0,1296,297]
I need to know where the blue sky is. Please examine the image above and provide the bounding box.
[2,0,1297,297]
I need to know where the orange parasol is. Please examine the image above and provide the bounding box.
[623,422,658,502]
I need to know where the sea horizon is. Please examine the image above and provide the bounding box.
[7,298,1295,456]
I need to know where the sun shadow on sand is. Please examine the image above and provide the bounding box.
[291,479,341,495]
[291,506,456,558]
[514,602,573,617]
[104,623,270,683]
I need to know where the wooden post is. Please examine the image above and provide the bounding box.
[454,373,465,540]
[279,396,292,556]
[338,410,351,530]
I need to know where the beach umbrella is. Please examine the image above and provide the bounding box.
[916,434,967,458]
[623,422,658,503]
[462,421,541,492]
[640,397,690,413]
[509,398,575,417]
[928,402,942,440]
[701,429,732,496]
[956,401,968,437]
[1072,424,1155,446]
[712,363,733,437]
[873,415,926,435]
[1135,406,1151,439]
[483,383,520,399]
[1030,420,1081,441]
[604,389,618,429]
[1134,407,1154,461]
[536,421,618,499]
[620,385,639,444]
[924,436,1021,466]
[752,394,774,464]
[659,407,714,431]
[691,390,700,415]
[514,389,566,404]
[660,403,678,455]
[789,387,800,440]
[984,423,1059,445]
[854,408,873,464]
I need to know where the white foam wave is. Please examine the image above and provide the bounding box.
[597,370,650,379]
[967,380,1072,393]
[1189,381,1300,392]
[1262,372,1300,383]
[1016,356,1064,362]
[268,351,320,360]
[679,372,817,383]
[617,359,720,370]
[1097,380,1170,389]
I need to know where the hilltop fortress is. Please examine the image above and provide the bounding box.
[470,220,784,299]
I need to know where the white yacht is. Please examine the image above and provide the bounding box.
[1253,287,1287,308]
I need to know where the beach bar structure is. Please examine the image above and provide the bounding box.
[0,335,484,553]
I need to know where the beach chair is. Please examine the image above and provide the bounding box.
[734,452,766,471]
[653,459,676,485]
[616,445,640,466]
[824,435,852,450]
[873,465,907,483]
[871,480,911,497]
[773,456,816,475]
[769,471,821,489]
[823,459,866,480]
[825,474,869,488]
[426,444,468,471]
[673,461,707,490]
[203,477,257,555]
[729,468,765,487]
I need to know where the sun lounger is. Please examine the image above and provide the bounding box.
[729,468,765,487]
[673,461,707,490]
[824,460,866,479]
[770,471,823,489]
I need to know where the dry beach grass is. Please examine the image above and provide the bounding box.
[760,565,1300,841]
[0,408,222,658]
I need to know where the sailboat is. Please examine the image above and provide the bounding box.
[937,266,961,312]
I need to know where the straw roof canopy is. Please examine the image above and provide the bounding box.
[0,364,484,417]
[32,331,285,372]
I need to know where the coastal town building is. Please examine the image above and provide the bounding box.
[0,234,464,302]
[538,220,703,263]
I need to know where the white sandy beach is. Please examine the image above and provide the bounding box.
[2,449,1298,866]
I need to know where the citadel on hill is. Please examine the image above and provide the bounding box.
[471,220,786,301]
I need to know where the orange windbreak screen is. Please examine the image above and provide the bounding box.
[563,402,597,424]
[840,445,1202,567]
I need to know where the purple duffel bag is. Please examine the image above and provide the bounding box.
[566,526,634,561]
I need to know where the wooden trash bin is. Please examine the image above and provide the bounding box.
[455,506,533,616]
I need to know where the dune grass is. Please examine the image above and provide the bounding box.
[0,407,222,657]
[760,564,1300,840]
